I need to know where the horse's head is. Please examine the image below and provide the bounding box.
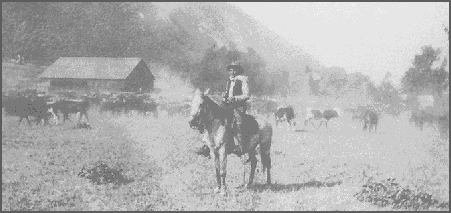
[189,88,210,133]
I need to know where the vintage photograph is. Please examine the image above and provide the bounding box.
[2,2,449,211]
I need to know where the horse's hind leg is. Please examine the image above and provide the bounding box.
[247,151,258,187]
[259,127,273,186]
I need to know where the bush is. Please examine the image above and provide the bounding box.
[354,178,449,210]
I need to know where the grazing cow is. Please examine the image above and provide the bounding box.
[304,107,342,130]
[85,93,103,107]
[123,95,143,114]
[347,106,369,122]
[160,102,190,117]
[138,99,158,117]
[274,106,296,127]
[10,97,55,126]
[2,93,17,113]
[363,109,378,133]
[99,96,125,115]
[52,99,90,124]
[409,109,434,131]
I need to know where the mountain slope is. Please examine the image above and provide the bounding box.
[151,2,324,75]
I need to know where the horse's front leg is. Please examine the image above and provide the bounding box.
[212,146,228,196]
[213,149,221,193]
[219,146,228,195]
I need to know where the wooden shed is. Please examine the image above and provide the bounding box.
[39,57,155,93]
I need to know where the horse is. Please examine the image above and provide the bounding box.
[188,88,273,195]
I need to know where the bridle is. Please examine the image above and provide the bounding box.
[189,96,208,134]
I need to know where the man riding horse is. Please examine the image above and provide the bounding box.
[195,61,250,157]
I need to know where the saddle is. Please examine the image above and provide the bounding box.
[240,114,259,137]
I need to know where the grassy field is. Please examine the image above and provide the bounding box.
[2,61,449,210]
[2,106,449,211]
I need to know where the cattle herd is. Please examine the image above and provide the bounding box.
[2,89,159,126]
[2,89,447,134]
[270,100,445,134]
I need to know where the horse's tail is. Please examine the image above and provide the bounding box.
[259,124,273,173]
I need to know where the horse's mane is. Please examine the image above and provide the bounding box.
[202,95,220,113]
[202,95,227,122]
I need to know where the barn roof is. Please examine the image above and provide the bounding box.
[40,57,150,80]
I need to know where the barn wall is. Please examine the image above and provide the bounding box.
[47,78,125,93]
[86,79,125,93]
[37,81,50,94]
[125,61,155,92]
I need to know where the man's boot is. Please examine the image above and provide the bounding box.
[232,110,247,156]
[232,124,246,157]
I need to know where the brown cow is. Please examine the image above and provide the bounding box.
[303,107,342,130]
[363,109,379,133]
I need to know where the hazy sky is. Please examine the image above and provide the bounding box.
[230,2,449,86]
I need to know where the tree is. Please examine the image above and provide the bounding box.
[241,47,267,96]
[401,46,449,96]
[2,2,144,63]
[377,73,400,105]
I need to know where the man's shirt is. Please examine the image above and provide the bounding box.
[227,75,250,101]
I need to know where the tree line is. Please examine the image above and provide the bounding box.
[2,2,280,95]
[2,2,448,99]
[307,26,448,105]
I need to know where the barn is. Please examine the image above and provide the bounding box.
[39,57,155,93]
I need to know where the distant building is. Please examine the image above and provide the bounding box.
[39,57,155,93]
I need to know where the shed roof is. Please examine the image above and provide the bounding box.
[40,57,149,80]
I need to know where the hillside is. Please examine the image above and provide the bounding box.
[150,2,325,91]
[2,2,376,98]
[1,62,47,92]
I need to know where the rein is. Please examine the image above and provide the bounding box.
[192,95,225,133]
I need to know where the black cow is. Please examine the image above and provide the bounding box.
[85,93,103,107]
[99,96,127,115]
[363,109,379,133]
[138,99,158,117]
[274,106,296,126]
[304,107,342,130]
[2,93,17,114]
[123,95,143,114]
[9,97,54,126]
[52,99,90,124]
